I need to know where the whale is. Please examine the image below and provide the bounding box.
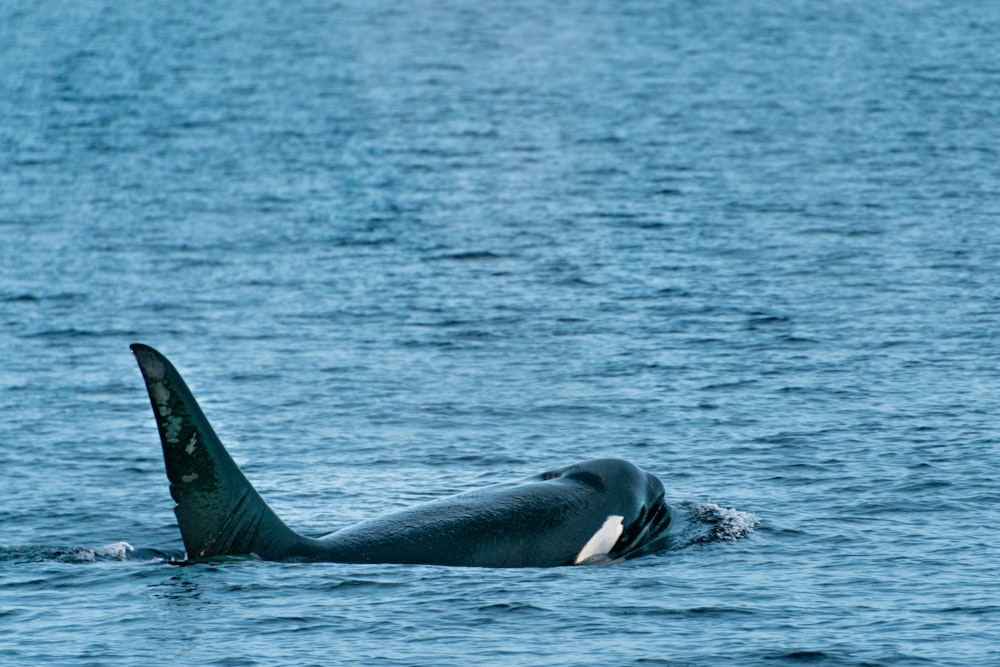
[130,344,671,567]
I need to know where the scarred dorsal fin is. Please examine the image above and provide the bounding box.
[131,344,301,560]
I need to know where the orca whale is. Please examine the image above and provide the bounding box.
[130,344,671,567]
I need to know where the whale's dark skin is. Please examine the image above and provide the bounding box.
[130,344,671,567]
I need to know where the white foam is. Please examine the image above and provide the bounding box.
[574,514,624,564]
[693,503,758,541]
[95,541,135,560]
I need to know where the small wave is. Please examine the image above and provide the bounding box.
[0,542,179,564]
[0,544,120,564]
[656,501,758,551]
[47,542,133,563]
[94,541,135,560]
[689,503,759,542]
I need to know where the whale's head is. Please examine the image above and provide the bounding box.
[536,458,671,564]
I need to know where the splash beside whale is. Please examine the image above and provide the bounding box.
[130,344,671,567]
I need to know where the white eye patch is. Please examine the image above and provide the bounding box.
[574,515,624,564]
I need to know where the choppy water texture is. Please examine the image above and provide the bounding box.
[2,1,999,665]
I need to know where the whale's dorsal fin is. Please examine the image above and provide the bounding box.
[131,344,300,560]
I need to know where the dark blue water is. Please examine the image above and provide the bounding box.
[3,1,999,664]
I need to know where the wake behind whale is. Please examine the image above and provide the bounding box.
[130,344,676,567]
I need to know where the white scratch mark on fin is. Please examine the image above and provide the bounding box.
[181,473,198,483]
[151,382,170,405]
[185,435,197,455]
[164,416,182,443]
[575,515,624,564]
[145,357,165,381]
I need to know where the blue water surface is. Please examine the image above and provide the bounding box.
[2,1,999,665]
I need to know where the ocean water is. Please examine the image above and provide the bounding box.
[2,0,999,664]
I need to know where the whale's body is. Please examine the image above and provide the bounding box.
[131,344,671,567]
